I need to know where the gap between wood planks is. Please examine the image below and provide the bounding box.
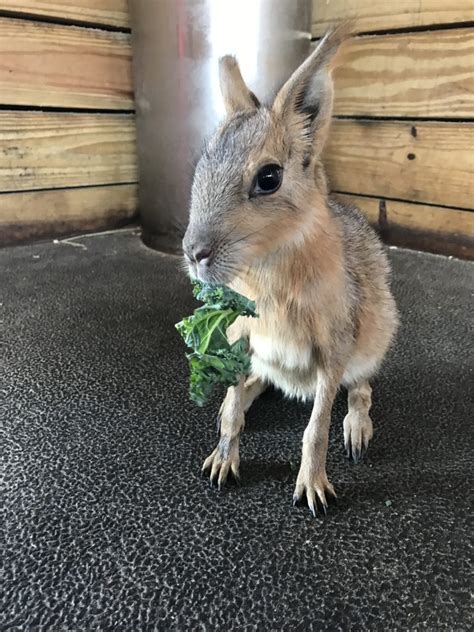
[334,190,474,214]
[0,9,130,33]
[311,21,474,40]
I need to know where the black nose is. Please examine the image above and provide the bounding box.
[194,247,212,263]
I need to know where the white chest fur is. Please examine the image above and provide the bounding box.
[250,333,312,371]
[250,331,317,400]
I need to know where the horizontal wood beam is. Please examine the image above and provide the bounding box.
[325,119,474,210]
[336,193,474,260]
[0,111,137,191]
[0,183,138,246]
[0,17,132,109]
[0,1,129,28]
[312,0,474,36]
[332,28,474,118]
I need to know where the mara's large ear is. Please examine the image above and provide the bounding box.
[219,55,260,116]
[273,23,351,159]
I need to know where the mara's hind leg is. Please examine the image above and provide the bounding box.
[202,375,266,488]
[343,380,373,463]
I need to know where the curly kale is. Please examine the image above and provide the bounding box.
[175,282,257,406]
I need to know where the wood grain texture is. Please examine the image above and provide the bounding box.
[312,0,474,36]
[332,28,474,118]
[0,1,129,27]
[324,120,474,209]
[337,193,474,259]
[0,17,132,109]
[0,183,138,245]
[0,111,137,191]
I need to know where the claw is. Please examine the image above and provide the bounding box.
[231,470,241,486]
[203,438,240,490]
[217,462,230,490]
[320,498,328,513]
[209,468,218,486]
[306,489,317,518]
[315,489,328,515]
[202,450,216,473]
[326,487,338,504]
[230,461,240,483]
[293,485,303,507]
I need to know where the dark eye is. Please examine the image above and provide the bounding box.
[252,163,283,196]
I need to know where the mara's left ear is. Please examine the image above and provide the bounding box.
[219,55,260,116]
[273,23,351,160]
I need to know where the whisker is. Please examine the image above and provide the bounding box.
[218,219,243,246]
[228,241,255,253]
[225,227,265,249]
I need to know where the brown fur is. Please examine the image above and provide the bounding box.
[183,26,399,514]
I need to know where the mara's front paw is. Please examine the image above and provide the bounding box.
[343,411,373,463]
[202,436,240,489]
[293,463,336,517]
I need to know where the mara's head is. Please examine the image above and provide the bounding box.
[183,26,349,284]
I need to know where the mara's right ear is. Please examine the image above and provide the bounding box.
[219,55,260,116]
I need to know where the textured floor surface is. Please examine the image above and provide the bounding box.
[2,230,473,631]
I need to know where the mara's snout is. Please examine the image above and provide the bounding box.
[182,224,221,283]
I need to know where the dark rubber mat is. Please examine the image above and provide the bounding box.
[2,230,473,630]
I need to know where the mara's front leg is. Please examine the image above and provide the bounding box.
[202,375,265,488]
[293,368,341,516]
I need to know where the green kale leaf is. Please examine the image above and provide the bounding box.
[175,282,257,406]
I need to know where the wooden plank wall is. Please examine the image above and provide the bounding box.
[0,1,137,246]
[314,0,474,259]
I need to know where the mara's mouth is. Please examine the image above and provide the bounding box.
[184,248,244,285]
[184,255,225,285]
